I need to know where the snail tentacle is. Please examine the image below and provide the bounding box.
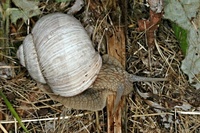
[113,84,125,113]
[128,74,168,82]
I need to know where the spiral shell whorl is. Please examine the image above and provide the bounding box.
[17,34,46,84]
[17,45,25,67]
[17,13,102,97]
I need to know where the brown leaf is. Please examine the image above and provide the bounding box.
[137,10,163,47]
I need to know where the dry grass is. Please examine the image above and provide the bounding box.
[0,0,200,132]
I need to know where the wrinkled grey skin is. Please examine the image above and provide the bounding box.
[38,55,167,111]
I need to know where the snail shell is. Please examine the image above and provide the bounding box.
[17,13,102,97]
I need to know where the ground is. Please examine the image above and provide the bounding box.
[0,0,200,132]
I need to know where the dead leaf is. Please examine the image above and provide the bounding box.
[68,0,84,14]
[137,10,163,47]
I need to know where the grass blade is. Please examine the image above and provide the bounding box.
[0,90,29,133]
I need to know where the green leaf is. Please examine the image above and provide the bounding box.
[164,0,200,89]
[0,91,29,133]
[12,0,39,12]
[8,0,41,24]
[171,22,188,55]
[7,8,28,24]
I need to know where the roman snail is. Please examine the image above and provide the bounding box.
[17,13,167,111]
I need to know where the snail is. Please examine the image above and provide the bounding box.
[17,13,167,111]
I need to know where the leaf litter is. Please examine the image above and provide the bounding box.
[0,0,200,132]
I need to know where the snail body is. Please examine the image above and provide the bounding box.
[18,13,166,111]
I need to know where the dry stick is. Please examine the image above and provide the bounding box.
[119,1,128,132]
[107,26,126,133]
[106,0,127,132]
[0,123,8,133]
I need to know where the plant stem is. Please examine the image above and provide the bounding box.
[0,91,29,133]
